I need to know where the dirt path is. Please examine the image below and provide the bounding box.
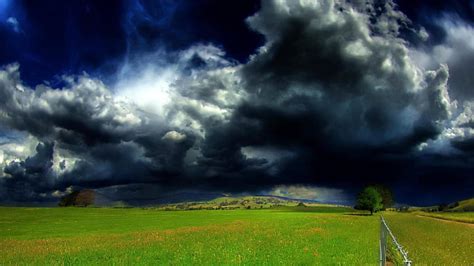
[415,214,474,228]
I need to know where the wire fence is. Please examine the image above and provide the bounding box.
[380,216,412,266]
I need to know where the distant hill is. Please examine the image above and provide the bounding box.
[154,195,348,210]
[154,196,290,210]
[57,190,351,210]
[400,197,474,212]
[448,198,474,212]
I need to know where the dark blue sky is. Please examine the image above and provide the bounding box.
[1,0,471,86]
[0,0,263,86]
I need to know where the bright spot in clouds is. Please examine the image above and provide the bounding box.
[115,65,177,116]
[162,131,186,142]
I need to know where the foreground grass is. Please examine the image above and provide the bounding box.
[0,207,378,265]
[384,212,474,265]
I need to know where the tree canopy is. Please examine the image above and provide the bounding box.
[355,186,383,215]
[374,185,394,210]
[58,189,95,207]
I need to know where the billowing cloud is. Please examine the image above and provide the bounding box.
[242,0,447,148]
[411,18,474,101]
[0,0,473,205]
[0,45,247,202]
[1,142,54,201]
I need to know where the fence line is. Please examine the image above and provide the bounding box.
[380,216,412,266]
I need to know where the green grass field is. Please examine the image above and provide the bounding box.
[0,207,472,265]
[384,212,474,265]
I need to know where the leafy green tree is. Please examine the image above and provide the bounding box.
[374,185,394,210]
[355,186,383,215]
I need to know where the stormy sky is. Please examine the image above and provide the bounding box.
[0,0,473,205]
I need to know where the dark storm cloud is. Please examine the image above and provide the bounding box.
[0,63,198,200]
[238,0,446,150]
[0,42,257,201]
[0,0,473,205]
[451,138,474,153]
[194,0,472,203]
[1,142,54,202]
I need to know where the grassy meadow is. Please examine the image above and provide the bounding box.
[384,212,474,265]
[0,206,472,265]
[1,207,378,265]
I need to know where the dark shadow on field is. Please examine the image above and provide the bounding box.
[271,206,353,213]
[344,213,372,216]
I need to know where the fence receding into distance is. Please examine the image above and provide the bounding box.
[380,216,412,266]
